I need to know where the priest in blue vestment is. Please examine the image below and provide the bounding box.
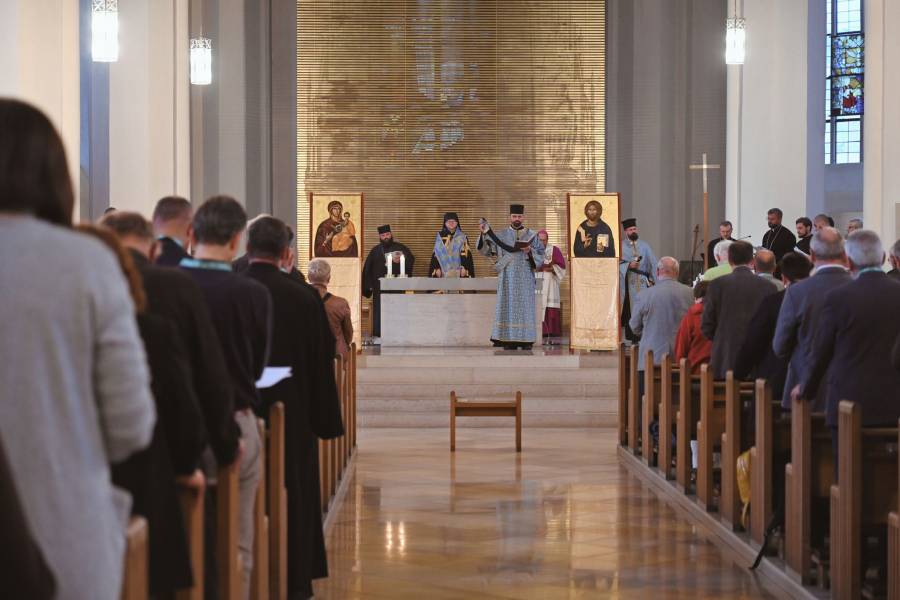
[477,204,545,349]
[619,218,658,343]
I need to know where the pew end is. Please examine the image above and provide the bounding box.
[121,516,148,600]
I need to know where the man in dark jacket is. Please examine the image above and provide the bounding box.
[734,252,812,394]
[794,230,900,429]
[701,241,779,379]
[761,208,797,278]
[242,216,344,599]
[152,195,193,266]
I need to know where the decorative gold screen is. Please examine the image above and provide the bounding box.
[297,0,606,332]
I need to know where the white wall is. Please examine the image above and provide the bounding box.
[864,0,900,246]
[728,0,825,242]
[0,0,81,214]
[108,0,190,217]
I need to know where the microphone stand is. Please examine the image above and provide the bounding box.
[689,224,702,281]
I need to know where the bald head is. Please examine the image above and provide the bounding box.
[656,256,680,280]
[754,249,776,275]
[810,226,846,265]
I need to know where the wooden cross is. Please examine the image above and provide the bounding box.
[689,153,721,266]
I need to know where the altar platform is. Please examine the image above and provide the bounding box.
[357,345,618,429]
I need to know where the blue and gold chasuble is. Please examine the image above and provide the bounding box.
[478,227,545,343]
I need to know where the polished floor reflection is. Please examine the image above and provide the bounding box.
[314,428,778,599]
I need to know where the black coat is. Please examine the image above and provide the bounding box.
[734,289,788,395]
[155,236,190,267]
[801,271,900,427]
[761,225,797,271]
[131,250,241,465]
[112,313,206,594]
[701,266,779,379]
[243,262,344,598]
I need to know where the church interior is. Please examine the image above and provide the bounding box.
[2,0,900,598]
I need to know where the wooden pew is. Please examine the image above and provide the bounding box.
[657,354,677,480]
[335,356,345,479]
[675,358,700,492]
[627,345,640,453]
[267,402,287,600]
[175,483,205,600]
[642,350,659,466]
[217,458,241,600]
[830,401,899,599]
[121,516,148,600]
[350,342,358,451]
[697,365,726,511]
[889,510,900,600]
[720,373,756,530]
[785,397,834,586]
[750,379,791,550]
[250,419,269,600]
[618,342,630,447]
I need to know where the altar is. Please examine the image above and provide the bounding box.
[379,277,543,347]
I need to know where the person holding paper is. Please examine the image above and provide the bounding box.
[477,204,545,349]
[361,225,415,339]
[241,216,344,600]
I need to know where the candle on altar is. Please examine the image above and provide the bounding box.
[399,252,406,277]
[385,252,393,278]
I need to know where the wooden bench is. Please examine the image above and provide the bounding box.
[657,354,678,480]
[750,379,791,551]
[626,345,640,454]
[642,350,663,467]
[267,402,287,600]
[830,401,899,599]
[121,516,148,600]
[618,343,630,447]
[785,397,834,586]
[217,458,241,600]
[175,482,205,600]
[675,358,700,493]
[720,373,756,530]
[697,365,727,512]
[251,419,269,600]
[450,391,522,452]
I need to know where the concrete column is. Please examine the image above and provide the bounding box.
[864,0,900,246]
[0,0,81,214]
[109,0,190,217]
[724,0,742,228]
[733,0,824,241]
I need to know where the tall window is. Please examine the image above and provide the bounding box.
[826,0,864,164]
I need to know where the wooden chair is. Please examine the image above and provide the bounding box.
[657,354,678,480]
[217,458,241,600]
[720,373,756,530]
[121,516,148,600]
[830,401,899,599]
[627,345,640,453]
[618,342,630,447]
[267,402,287,600]
[675,358,700,493]
[450,391,522,452]
[641,350,660,466]
[785,397,834,586]
[749,379,791,550]
[250,419,269,600]
[889,509,900,600]
[697,365,727,511]
[175,483,205,600]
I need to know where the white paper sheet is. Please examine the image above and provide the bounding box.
[255,366,292,389]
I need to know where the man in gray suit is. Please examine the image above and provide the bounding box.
[773,227,851,409]
[702,241,779,379]
[629,257,693,376]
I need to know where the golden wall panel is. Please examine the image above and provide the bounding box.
[297,0,605,333]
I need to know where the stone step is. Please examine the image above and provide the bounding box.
[358,367,616,385]
[360,351,617,369]
[359,383,616,401]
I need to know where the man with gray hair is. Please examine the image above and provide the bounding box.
[308,258,354,360]
[755,248,784,291]
[629,257,693,378]
[888,238,900,282]
[773,226,851,409]
[794,230,900,434]
[847,217,863,235]
[702,239,733,281]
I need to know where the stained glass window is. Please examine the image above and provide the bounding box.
[825,0,863,164]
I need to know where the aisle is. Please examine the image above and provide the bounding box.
[314,428,779,599]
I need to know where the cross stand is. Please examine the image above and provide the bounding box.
[689,153,721,271]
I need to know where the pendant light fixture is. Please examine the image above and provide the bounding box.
[190,37,212,85]
[91,0,119,63]
[726,0,746,65]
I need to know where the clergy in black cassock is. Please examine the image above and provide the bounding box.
[761,209,797,276]
[362,225,415,338]
[241,217,344,599]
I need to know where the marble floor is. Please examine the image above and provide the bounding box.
[314,428,780,599]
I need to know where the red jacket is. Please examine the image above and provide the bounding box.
[674,302,711,374]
